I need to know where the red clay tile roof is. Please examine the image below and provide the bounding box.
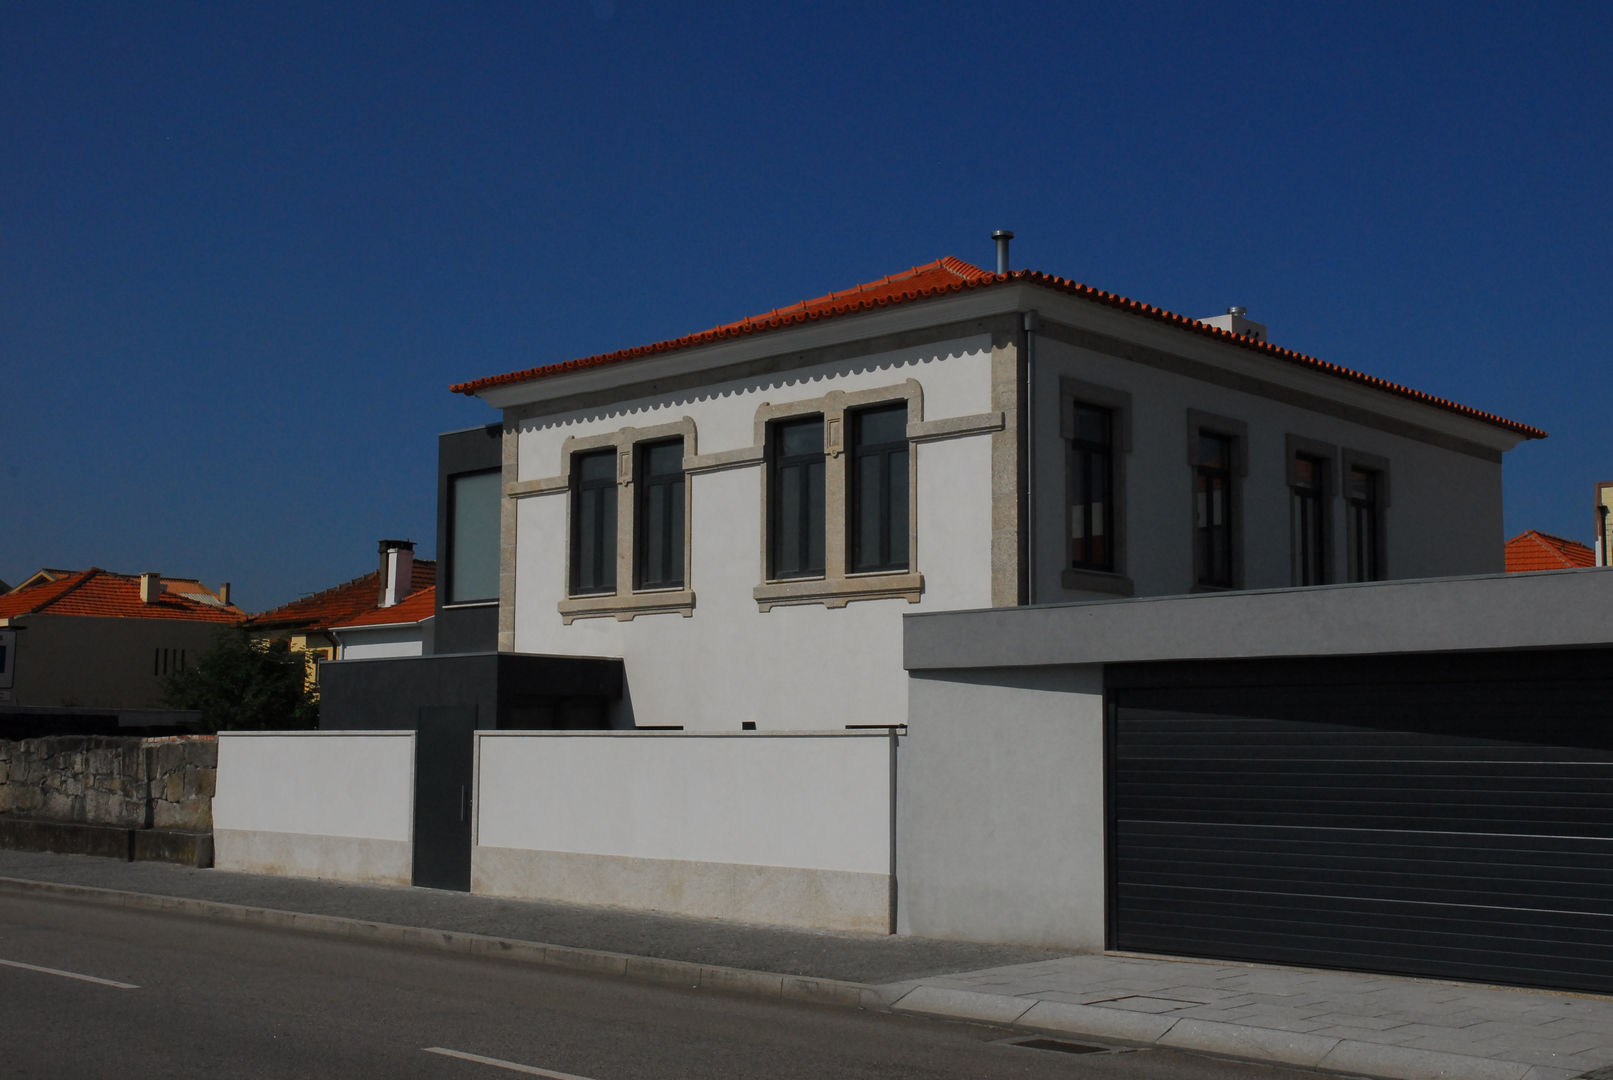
[245,561,436,632]
[451,257,1545,440]
[1504,530,1596,572]
[330,586,437,630]
[0,569,245,623]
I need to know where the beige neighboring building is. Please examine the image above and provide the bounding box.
[0,568,244,735]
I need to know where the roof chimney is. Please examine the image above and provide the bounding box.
[992,229,1014,274]
[378,540,415,608]
[139,572,161,605]
[218,582,231,606]
[1199,305,1268,343]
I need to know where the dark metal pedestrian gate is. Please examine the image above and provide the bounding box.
[1107,651,1613,993]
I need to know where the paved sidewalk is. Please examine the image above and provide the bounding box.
[3,851,1612,1080]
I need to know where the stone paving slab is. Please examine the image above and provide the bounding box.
[899,955,1613,1080]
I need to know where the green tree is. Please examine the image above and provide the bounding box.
[161,630,319,731]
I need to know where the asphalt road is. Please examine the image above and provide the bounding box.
[0,895,1345,1079]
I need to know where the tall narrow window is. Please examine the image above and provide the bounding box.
[1194,433,1234,587]
[849,404,909,573]
[1069,404,1114,572]
[769,416,825,579]
[1291,454,1327,585]
[636,439,684,589]
[447,469,500,604]
[571,449,617,595]
[1347,466,1382,582]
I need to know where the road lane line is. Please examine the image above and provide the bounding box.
[423,1047,597,1079]
[0,957,139,989]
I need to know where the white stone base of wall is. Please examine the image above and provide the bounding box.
[214,828,411,886]
[471,845,892,933]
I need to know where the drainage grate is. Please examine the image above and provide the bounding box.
[1012,1038,1111,1055]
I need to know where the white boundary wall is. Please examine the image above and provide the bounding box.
[472,730,895,932]
[213,731,415,885]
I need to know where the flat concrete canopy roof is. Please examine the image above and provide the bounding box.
[904,568,1613,671]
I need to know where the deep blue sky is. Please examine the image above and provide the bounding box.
[4,2,1609,610]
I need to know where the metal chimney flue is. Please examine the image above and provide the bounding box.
[992,229,1014,274]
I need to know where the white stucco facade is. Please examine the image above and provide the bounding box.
[507,335,999,730]
[472,273,1530,738]
[212,731,415,885]
[472,730,895,930]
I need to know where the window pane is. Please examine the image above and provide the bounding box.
[449,470,500,603]
[850,404,908,572]
[804,459,825,573]
[778,466,802,573]
[1073,404,1109,445]
[572,450,617,594]
[780,420,823,457]
[1200,434,1229,470]
[579,452,615,485]
[857,406,906,446]
[887,456,908,567]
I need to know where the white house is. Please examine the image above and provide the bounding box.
[222,244,1613,998]
[451,246,1542,732]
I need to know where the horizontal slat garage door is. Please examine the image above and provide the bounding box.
[1109,651,1613,993]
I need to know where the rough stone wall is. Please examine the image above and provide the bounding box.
[0,735,216,832]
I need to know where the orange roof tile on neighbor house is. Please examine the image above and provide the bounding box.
[451,256,1545,440]
[246,561,436,632]
[0,569,244,623]
[1504,530,1597,573]
[330,586,437,630]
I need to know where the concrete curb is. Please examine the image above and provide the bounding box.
[882,984,1587,1080]
[4,875,1593,1080]
[0,876,883,1012]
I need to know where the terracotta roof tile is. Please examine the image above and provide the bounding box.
[330,586,437,629]
[245,561,436,632]
[451,258,1544,440]
[1504,530,1596,572]
[0,569,244,623]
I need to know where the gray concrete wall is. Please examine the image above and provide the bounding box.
[898,665,1106,950]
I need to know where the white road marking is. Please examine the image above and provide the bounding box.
[0,957,139,989]
[423,1047,598,1079]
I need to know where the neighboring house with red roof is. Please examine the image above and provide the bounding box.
[0,568,243,731]
[243,541,435,676]
[1505,530,1596,572]
[452,237,1543,733]
[329,584,437,660]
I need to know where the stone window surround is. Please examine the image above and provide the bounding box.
[1285,433,1338,586]
[1058,377,1135,597]
[753,381,926,612]
[505,384,1004,619]
[1186,408,1250,591]
[1341,446,1392,582]
[556,418,698,624]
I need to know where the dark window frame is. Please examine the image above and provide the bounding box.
[1343,450,1390,582]
[1068,403,1115,573]
[635,438,685,590]
[848,403,909,574]
[1185,410,1248,591]
[1285,435,1337,587]
[569,448,619,596]
[768,415,827,580]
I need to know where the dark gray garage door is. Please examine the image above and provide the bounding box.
[1108,650,1613,993]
